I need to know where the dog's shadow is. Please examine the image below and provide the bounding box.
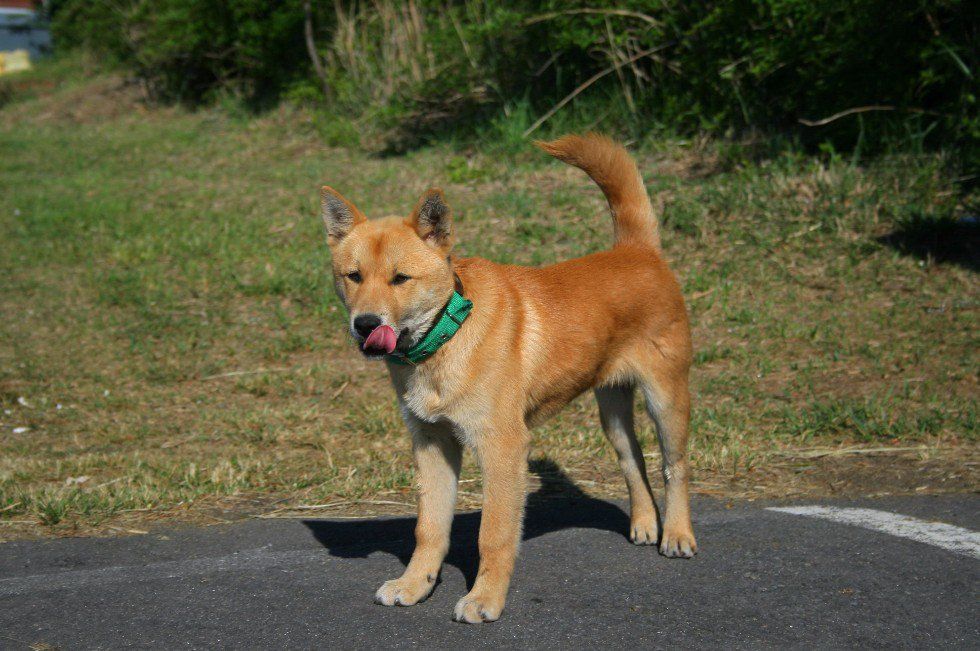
[302,458,629,588]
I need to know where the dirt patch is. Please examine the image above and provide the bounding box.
[4,74,153,125]
[694,445,978,500]
[1,448,974,542]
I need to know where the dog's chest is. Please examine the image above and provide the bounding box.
[388,362,492,443]
[397,366,486,432]
[401,372,446,423]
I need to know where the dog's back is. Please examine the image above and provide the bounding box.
[451,134,689,417]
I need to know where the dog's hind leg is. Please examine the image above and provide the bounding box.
[375,416,462,607]
[639,367,697,558]
[595,385,660,545]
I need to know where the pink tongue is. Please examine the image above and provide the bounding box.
[363,324,397,354]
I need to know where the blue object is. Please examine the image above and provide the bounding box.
[0,7,51,60]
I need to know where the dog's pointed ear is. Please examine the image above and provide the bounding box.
[408,188,453,250]
[321,186,367,245]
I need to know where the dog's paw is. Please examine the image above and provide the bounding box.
[374,574,435,607]
[629,514,660,546]
[452,589,504,624]
[659,527,697,558]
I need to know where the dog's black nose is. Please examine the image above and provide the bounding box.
[353,314,383,338]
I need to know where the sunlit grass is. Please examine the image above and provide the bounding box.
[0,62,976,536]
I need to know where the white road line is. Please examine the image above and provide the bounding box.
[767,506,980,560]
[0,546,326,597]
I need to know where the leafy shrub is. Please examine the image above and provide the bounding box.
[51,0,308,104]
[48,0,978,164]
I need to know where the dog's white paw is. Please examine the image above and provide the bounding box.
[659,527,697,558]
[374,575,435,607]
[630,514,660,545]
[452,590,504,624]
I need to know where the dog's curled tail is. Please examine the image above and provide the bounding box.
[536,133,660,249]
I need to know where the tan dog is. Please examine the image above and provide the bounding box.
[320,133,696,624]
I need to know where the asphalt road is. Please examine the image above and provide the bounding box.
[1,493,977,649]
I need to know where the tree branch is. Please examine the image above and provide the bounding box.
[304,0,330,99]
[798,105,896,126]
[524,8,660,27]
[523,42,673,138]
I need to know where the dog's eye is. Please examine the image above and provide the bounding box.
[345,271,362,283]
[391,273,411,285]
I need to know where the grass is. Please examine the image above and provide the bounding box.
[0,60,977,538]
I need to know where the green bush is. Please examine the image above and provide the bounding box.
[49,0,978,164]
[50,0,308,104]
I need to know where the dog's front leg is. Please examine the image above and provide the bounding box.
[453,421,528,624]
[375,419,462,607]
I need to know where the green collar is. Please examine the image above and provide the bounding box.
[388,290,473,365]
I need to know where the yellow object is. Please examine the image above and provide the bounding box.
[0,49,32,75]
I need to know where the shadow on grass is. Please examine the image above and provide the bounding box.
[877,213,979,272]
[302,458,629,588]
